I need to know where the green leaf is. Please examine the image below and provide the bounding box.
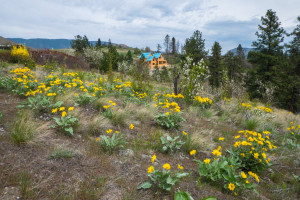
[174,191,194,200]
[65,127,74,135]
[176,172,189,178]
[137,181,152,189]
[200,197,217,200]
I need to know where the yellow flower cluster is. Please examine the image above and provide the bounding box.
[11,45,29,60]
[132,90,147,99]
[254,106,273,113]
[241,103,251,108]
[194,96,213,105]
[212,146,222,157]
[248,171,260,182]
[233,130,275,163]
[103,100,116,110]
[52,106,74,117]
[287,121,300,135]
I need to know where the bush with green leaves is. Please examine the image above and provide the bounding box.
[160,135,185,153]
[138,158,188,192]
[196,155,258,194]
[229,130,275,173]
[74,93,94,106]
[97,131,127,154]
[18,95,63,113]
[53,114,78,136]
[154,112,185,129]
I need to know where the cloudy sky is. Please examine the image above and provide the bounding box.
[0,0,299,52]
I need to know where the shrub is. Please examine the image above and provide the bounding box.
[155,112,185,129]
[52,107,78,136]
[138,155,188,192]
[96,130,127,154]
[229,130,276,172]
[160,135,185,153]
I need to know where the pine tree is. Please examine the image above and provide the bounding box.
[157,44,162,53]
[250,9,285,84]
[96,38,101,48]
[224,51,242,82]
[171,37,176,54]
[125,50,133,63]
[184,30,207,63]
[208,41,223,88]
[164,34,170,54]
[70,35,90,54]
[274,16,300,112]
[246,9,286,101]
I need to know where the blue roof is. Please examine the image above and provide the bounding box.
[139,52,151,59]
[153,53,161,59]
[146,56,154,61]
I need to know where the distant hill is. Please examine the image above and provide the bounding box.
[228,47,255,58]
[7,38,112,49]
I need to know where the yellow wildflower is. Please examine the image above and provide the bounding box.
[59,107,65,111]
[241,172,247,179]
[182,131,187,136]
[163,163,171,170]
[151,154,156,163]
[219,137,224,141]
[61,111,67,117]
[68,107,74,111]
[190,150,196,156]
[204,159,211,164]
[228,183,235,191]
[148,166,154,173]
[178,164,184,170]
[130,123,134,129]
[52,108,58,113]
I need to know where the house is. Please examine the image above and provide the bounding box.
[139,52,167,70]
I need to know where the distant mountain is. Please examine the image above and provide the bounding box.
[7,38,111,49]
[228,47,255,58]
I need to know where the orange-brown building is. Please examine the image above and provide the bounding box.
[139,52,167,70]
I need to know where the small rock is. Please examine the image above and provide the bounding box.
[119,149,134,157]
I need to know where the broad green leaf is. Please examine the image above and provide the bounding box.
[174,191,194,200]
[137,181,152,189]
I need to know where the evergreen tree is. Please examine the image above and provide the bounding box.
[208,41,223,88]
[274,16,300,112]
[108,45,119,71]
[250,9,285,84]
[184,30,207,63]
[237,44,245,60]
[224,51,242,82]
[171,37,176,54]
[108,39,112,48]
[246,9,286,102]
[145,46,151,52]
[157,44,162,53]
[70,35,90,54]
[96,38,101,48]
[125,50,133,63]
[164,34,170,54]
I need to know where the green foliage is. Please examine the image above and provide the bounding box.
[18,95,62,113]
[10,110,36,144]
[98,133,127,154]
[53,115,78,136]
[70,35,90,54]
[243,118,260,131]
[160,135,185,153]
[174,191,194,200]
[196,156,258,193]
[50,149,74,159]
[74,93,94,106]
[154,112,185,129]
[138,164,188,192]
[184,30,207,63]
[208,41,223,89]
[224,51,243,82]
[19,170,33,200]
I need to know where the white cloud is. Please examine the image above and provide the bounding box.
[0,0,299,51]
